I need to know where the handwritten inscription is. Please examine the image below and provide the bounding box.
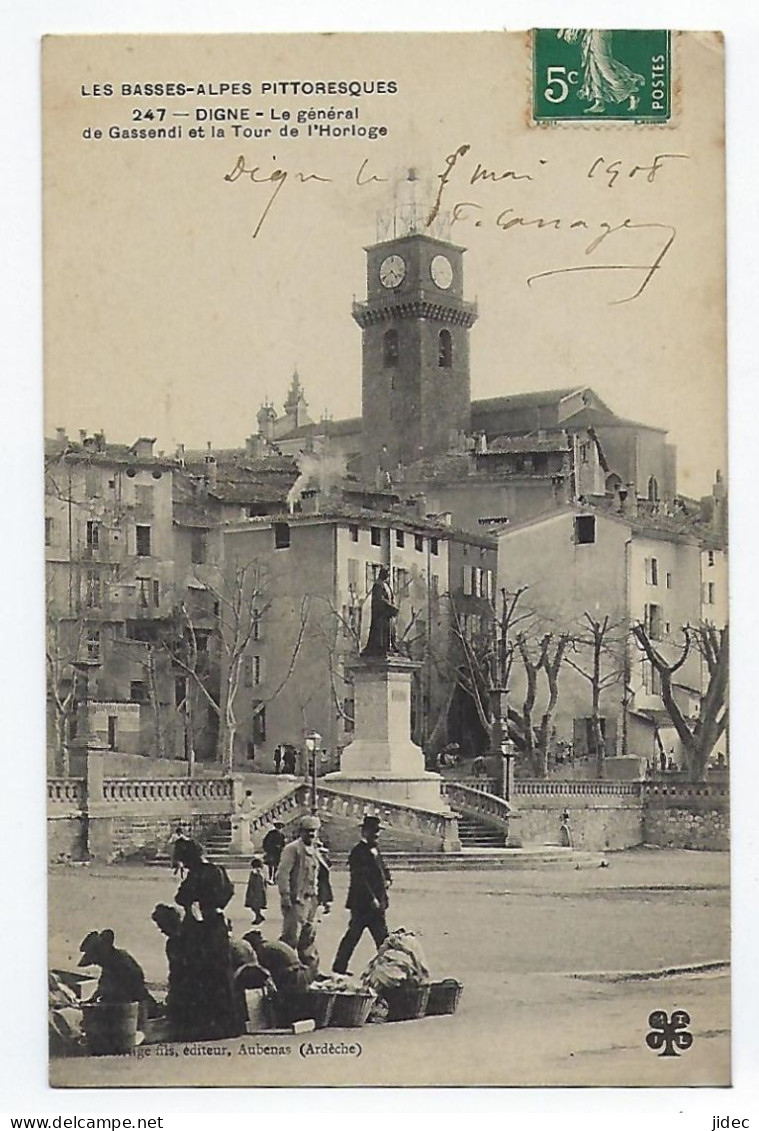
[222,142,690,304]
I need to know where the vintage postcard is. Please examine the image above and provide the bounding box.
[43,30,728,1088]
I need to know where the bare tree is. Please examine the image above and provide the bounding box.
[632,621,728,781]
[564,613,627,777]
[443,586,530,750]
[46,607,89,777]
[166,561,310,771]
[515,631,571,776]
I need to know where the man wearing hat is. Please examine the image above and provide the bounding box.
[276,814,327,950]
[332,814,391,975]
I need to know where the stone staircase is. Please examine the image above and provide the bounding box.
[456,812,507,849]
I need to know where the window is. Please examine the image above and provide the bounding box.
[45,517,53,546]
[252,706,266,744]
[86,630,101,662]
[365,562,382,593]
[85,570,101,608]
[130,680,148,703]
[135,485,153,513]
[644,603,662,640]
[462,566,472,595]
[85,469,100,498]
[107,716,117,751]
[395,530,405,548]
[347,558,359,591]
[430,537,439,556]
[438,329,452,368]
[383,329,399,368]
[136,525,151,556]
[370,526,381,547]
[152,579,160,607]
[574,515,596,544]
[349,525,359,542]
[190,529,207,565]
[108,478,116,489]
[580,443,590,465]
[645,557,659,586]
[642,661,661,696]
[243,656,253,688]
[707,550,715,567]
[195,631,209,653]
[136,576,150,608]
[414,534,424,552]
[393,567,409,594]
[274,522,291,549]
[253,609,261,641]
[707,582,715,605]
[430,573,440,600]
[666,572,673,589]
[86,520,100,549]
[175,677,187,707]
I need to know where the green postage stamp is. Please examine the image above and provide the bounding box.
[533,29,671,122]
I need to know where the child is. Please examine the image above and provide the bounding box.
[244,857,267,925]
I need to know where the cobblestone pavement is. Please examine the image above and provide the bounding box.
[49,848,729,1088]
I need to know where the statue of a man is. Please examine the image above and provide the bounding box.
[362,566,399,656]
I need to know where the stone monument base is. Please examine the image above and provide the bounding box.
[326,654,451,815]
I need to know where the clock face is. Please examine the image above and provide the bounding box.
[379,254,406,288]
[430,254,453,289]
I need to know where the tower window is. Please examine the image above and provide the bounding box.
[438,329,452,368]
[383,329,399,368]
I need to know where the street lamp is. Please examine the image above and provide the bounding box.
[304,729,322,814]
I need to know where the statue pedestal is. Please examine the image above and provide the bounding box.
[325,656,450,814]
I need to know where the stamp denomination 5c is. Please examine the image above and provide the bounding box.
[533,29,671,122]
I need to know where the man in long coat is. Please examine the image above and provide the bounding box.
[332,815,391,974]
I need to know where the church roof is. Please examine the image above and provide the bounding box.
[472,387,584,415]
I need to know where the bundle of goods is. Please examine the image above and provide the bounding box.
[362,928,431,1022]
[49,971,85,1057]
[314,973,376,1028]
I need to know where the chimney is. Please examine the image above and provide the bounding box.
[246,434,265,459]
[204,454,218,487]
[620,483,638,518]
[300,488,321,514]
[55,427,68,445]
[175,443,185,465]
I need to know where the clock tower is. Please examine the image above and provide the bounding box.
[353,228,478,476]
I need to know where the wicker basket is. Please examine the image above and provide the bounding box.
[382,983,431,1022]
[425,979,464,1016]
[275,989,336,1029]
[329,991,374,1028]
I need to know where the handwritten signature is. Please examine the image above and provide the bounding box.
[223,144,689,304]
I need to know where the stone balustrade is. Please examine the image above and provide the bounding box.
[48,778,85,806]
[315,783,461,851]
[515,779,641,797]
[100,777,233,806]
